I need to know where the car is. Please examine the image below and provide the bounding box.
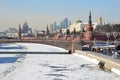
[82,45,91,51]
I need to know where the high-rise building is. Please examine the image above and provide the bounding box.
[60,22,64,28]
[21,21,33,37]
[49,24,53,33]
[22,21,29,33]
[53,22,57,31]
[63,18,68,28]
[59,18,69,28]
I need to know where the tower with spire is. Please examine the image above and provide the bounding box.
[85,11,93,40]
[89,12,92,25]
[46,25,49,35]
[88,11,93,31]
[18,24,21,39]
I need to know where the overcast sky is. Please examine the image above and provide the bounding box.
[0,0,120,31]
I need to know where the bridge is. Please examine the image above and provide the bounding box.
[1,39,120,53]
[0,39,86,54]
[1,38,120,47]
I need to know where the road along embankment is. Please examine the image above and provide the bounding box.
[74,50,120,76]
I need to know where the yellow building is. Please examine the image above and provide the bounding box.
[97,16,103,25]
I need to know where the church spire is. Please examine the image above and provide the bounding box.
[88,11,92,26]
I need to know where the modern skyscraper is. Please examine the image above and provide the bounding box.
[63,18,68,28]
[60,22,64,28]
[53,22,57,31]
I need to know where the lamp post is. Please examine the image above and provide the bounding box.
[72,38,75,53]
[93,38,96,46]
[106,32,110,55]
[113,32,118,47]
[113,32,118,40]
[106,32,110,43]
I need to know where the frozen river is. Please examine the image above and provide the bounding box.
[0,54,120,80]
[0,43,120,80]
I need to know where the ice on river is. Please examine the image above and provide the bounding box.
[0,43,68,52]
[0,54,120,80]
[0,43,120,80]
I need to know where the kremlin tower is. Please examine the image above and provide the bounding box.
[86,11,93,40]
[18,24,21,39]
[46,25,49,35]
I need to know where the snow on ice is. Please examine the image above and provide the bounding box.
[0,43,120,80]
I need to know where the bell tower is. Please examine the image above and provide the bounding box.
[86,11,93,40]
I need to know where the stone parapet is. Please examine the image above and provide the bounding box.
[75,50,120,75]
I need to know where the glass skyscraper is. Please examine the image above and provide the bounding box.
[63,18,68,28]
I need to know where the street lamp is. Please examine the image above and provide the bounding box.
[93,38,96,46]
[106,32,110,55]
[106,32,110,43]
[113,32,118,47]
[113,32,118,41]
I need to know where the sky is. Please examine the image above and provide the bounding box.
[0,0,120,32]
